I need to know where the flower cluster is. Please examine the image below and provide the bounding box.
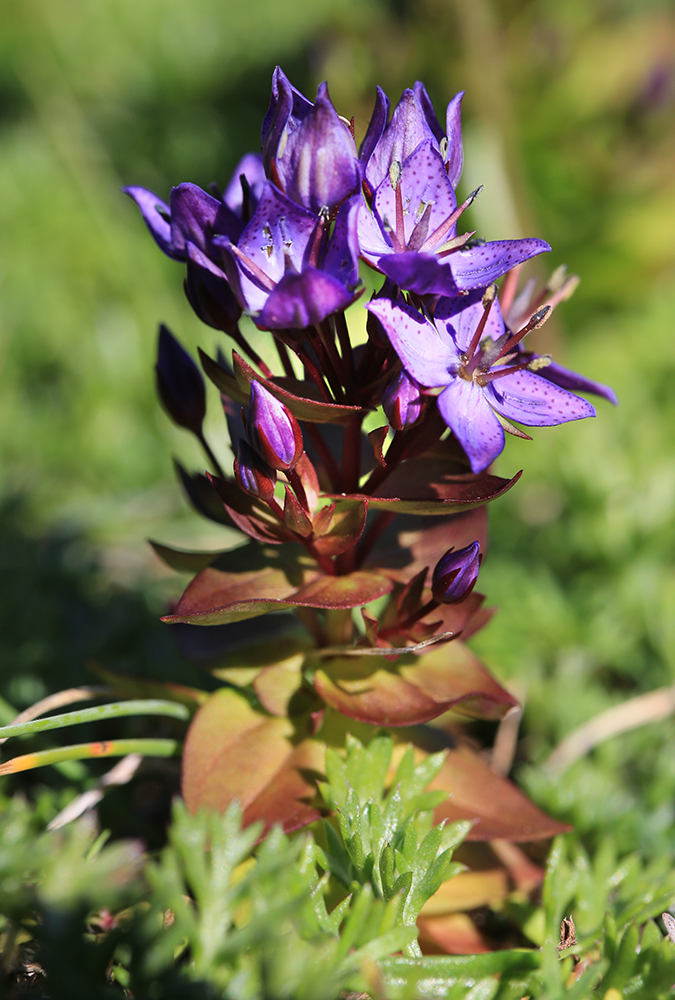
[127,68,614,847]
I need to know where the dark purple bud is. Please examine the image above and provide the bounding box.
[431,541,481,604]
[383,369,425,431]
[155,325,206,435]
[261,67,314,180]
[247,381,303,471]
[184,242,241,332]
[234,440,277,500]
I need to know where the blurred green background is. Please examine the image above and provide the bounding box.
[2,0,675,855]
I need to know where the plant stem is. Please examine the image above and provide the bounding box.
[341,416,363,494]
[0,739,180,776]
[231,325,273,377]
[273,335,296,378]
[197,430,226,479]
[306,424,341,490]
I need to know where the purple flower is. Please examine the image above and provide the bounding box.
[432,541,481,604]
[247,381,303,471]
[367,292,596,473]
[358,139,550,297]
[218,182,361,330]
[383,369,425,431]
[361,84,465,194]
[262,68,361,214]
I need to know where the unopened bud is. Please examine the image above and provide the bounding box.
[234,440,277,500]
[383,369,425,431]
[155,325,206,435]
[184,242,241,333]
[431,541,481,604]
[247,381,303,471]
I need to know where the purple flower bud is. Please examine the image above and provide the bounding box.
[184,242,241,333]
[155,325,206,435]
[383,369,425,431]
[247,381,303,471]
[234,440,277,500]
[431,541,481,604]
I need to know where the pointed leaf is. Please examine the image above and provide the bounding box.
[366,467,522,514]
[313,641,516,726]
[283,485,313,536]
[175,461,234,525]
[163,567,393,626]
[429,745,571,841]
[182,688,323,833]
[252,657,304,716]
[233,352,367,423]
[149,540,224,573]
[312,499,368,556]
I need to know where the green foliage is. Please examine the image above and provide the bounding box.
[318,734,469,953]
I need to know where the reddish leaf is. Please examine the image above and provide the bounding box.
[312,499,368,556]
[163,567,392,626]
[367,468,522,514]
[295,452,321,512]
[233,352,366,424]
[182,688,323,833]
[429,745,571,841]
[313,642,516,726]
[368,425,389,467]
[198,348,249,403]
[283,485,313,536]
[418,913,491,955]
[252,658,304,716]
[312,502,335,536]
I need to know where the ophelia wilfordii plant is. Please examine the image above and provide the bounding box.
[121,69,615,863]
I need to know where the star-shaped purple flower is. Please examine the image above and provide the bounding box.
[367,292,596,472]
[217,181,361,330]
[358,139,550,297]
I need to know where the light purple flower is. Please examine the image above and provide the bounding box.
[217,182,361,330]
[367,292,596,473]
[361,84,465,194]
[358,140,550,297]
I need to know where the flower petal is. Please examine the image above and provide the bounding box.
[413,81,445,143]
[359,85,390,170]
[366,298,459,386]
[280,82,361,213]
[365,88,438,191]
[122,186,179,259]
[536,360,618,406]
[445,91,465,188]
[436,293,505,354]
[378,251,460,296]
[448,238,551,291]
[222,152,266,216]
[373,140,457,249]
[258,268,353,329]
[486,369,596,427]
[170,183,242,256]
[322,194,361,288]
[437,379,506,473]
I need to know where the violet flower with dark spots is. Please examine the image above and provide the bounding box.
[361,83,465,194]
[432,541,481,604]
[358,139,550,297]
[218,182,361,330]
[367,291,596,473]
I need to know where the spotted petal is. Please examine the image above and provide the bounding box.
[365,88,438,191]
[258,268,354,329]
[486,369,596,427]
[170,183,242,256]
[438,379,506,473]
[445,91,465,188]
[123,186,179,259]
[449,238,551,291]
[537,360,618,406]
[436,293,506,355]
[366,298,459,387]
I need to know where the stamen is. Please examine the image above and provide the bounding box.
[419,185,483,254]
[394,164,406,251]
[227,243,276,291]
[407,202,433,251]
[435,230,475,256]
[306,210,328,268]
[495,305,551,362]
[475,360,531,385]
[240,174,252,224]
[463,284,498,365]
